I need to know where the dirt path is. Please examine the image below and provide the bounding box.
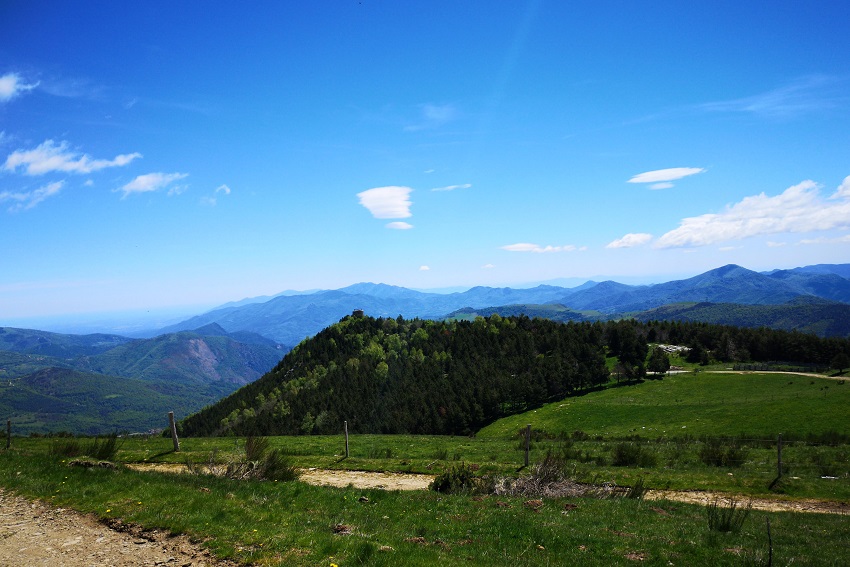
[127,463,847,515]
[645,490,849,515]
[3,467,845,566]
[0,489,236,567]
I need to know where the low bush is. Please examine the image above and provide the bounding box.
[706,498,751,533]
[430,463,480,494]
[611,442,657,467]
[48,438,82,458]
[698,438,748,467]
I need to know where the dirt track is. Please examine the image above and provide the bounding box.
[0,489,237,567]
[2,468,846,566]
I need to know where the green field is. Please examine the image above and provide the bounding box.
[480,371,849,439]
[2,371,848,565]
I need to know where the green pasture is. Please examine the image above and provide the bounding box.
[479,371,849,439]
[1,449,849,566]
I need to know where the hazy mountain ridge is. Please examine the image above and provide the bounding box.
[0,326,286,435]
[161,263,850,343]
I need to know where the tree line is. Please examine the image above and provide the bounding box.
[177,314,850,438]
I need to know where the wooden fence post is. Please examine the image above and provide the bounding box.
[168,411,180,452]
[344,420,350,458]
[524,424,531,467]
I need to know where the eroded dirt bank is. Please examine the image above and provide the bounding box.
[0,489,237,567]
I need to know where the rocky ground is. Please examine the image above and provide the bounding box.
[0,489,236,567]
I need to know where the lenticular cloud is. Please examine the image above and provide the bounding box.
[357,186,413,219]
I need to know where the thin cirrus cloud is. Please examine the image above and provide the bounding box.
[697,75,843,119]
[386,221,413,230]
[655,176,850,248]
[0,72,39,102]
[116,172,188,198]
[501,243,579,253]
[628,167,705,189]
[3,140,141,176]
[0,180,64,212]
[431,183,471,192]
[357,186,413,219]
[606,233,653,249]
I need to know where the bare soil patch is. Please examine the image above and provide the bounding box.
[0,488,237,567]
[645,489,849,515]
[126,463,847,515]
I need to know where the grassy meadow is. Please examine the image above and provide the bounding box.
[1,370,848,565]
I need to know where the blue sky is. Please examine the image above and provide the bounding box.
[2,0,849,321]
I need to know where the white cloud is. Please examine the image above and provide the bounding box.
[482,264,495,269]
[833,175,850,199]
[0,73,39,102]
[501,243,577,253]
[628,167,705,185]
[386,221,413,230]
[357,186,413,219]
[419,265,430,271]
[117,172,188,198]
[4,140,141,176]
[799,235,850,245]
[606,233,653,249]
[0,180,64,212]
[201,184,232,206]
[656,178,850,248]
[650,182,674,190]
[432,183,471,192]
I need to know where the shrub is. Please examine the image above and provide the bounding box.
[84,433,120,461]
[707,498,751,533]
[49,438,82,458]
[698,438,748,467]
[430,463,480,494]
[195,437,299,482]
[611,442,657,467]
[244,435,270,462]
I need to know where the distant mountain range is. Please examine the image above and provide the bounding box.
[158,264,850,344]
[0,325,284,435]
[4,262,849,435]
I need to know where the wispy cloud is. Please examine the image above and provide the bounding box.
[799,235,850,245]
[656,177,850,248]
[628,167,704,188]
[419,265,430,271]
[501,243,578,253]
[606,233,653,249]
[3,140,141,176]
[357,186,413,219]
[200,184,232,206]
[404,103,458,131]
[117,172,188,198]
[0,180,64,212]
[432,183,471,192]
[386,221,413,230]
[697,75,845,119]
[0,73,39,102]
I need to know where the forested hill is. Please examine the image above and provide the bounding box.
[178,314,850,438]
[178,314,610,437]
